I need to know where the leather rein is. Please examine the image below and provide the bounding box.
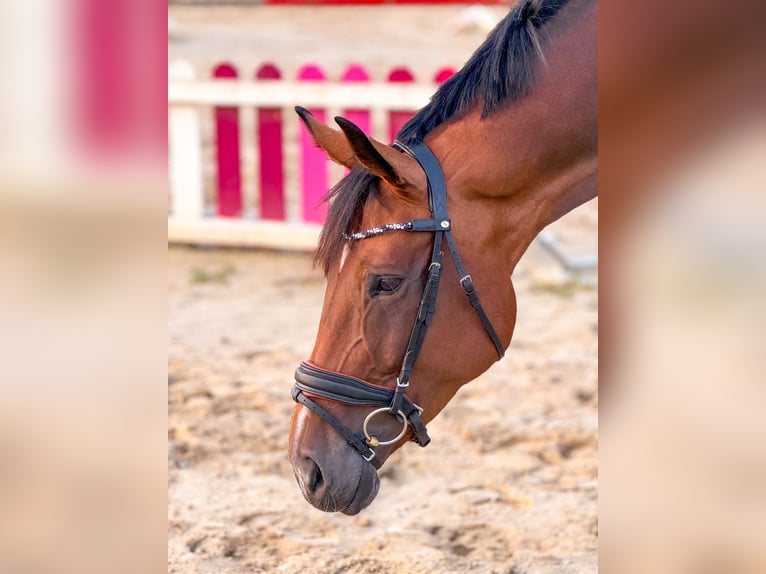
[292,140,504,469]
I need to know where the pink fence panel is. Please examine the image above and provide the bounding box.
[387,67,415,143]
[298,64,328,223]
[256,63,285,220]
[341,64,371,135]
[213,63,242,217]
[434,67,456,83]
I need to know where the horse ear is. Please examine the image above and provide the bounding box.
[294,107,359,169]
[334,116,426,196]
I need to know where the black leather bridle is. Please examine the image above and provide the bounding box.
[292,140,505,469]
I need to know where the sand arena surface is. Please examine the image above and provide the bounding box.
[168,235,597,574]
[169,5,597,573]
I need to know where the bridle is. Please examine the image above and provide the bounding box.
[291,140,505,469]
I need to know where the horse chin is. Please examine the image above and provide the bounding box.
[340,466,380,515]
[292,450,381,515]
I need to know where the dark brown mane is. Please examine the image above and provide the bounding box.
[397,0,568,143]
[314,167,378,274]
[314,0,569,273]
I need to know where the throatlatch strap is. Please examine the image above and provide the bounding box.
[444,231,505,359]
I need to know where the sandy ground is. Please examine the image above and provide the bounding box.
[168,5,597,573]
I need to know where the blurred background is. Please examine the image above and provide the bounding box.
[167,2,597,573]
[0,0,763,572]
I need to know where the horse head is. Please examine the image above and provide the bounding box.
[287,109,516,514]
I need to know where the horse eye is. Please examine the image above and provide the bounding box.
[379,277,402,292]
[372,276,402,296]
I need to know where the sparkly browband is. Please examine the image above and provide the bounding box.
[343,219,451,242]
[343,222,412,241]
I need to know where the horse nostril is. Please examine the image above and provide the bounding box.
[305,457,324,495]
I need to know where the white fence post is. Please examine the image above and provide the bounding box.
[168,60,204,221]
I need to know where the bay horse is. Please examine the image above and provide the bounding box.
[288,0,596,514]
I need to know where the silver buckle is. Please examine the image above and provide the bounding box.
[396,377,409,388]
[362,448,376,462]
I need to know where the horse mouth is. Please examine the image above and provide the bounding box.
[341,470,380,515]
[292,454,381,515]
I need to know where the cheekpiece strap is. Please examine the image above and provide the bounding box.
[396,138,505,361]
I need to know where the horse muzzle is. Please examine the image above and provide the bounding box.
[291,441,381,515]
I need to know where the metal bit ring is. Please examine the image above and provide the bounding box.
[363,407,409,447]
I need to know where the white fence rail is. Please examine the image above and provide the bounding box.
[167,59,434,250]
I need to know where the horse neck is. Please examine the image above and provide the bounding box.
[426,0,597,274]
